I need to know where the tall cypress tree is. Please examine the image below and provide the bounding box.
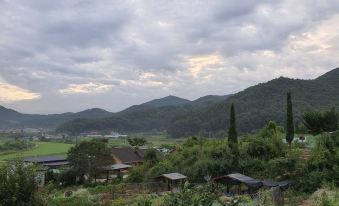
[228,103,238,149]
[286,92,294,148]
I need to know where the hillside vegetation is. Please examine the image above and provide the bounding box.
[169,68,339,137]
[56,95,231,134]
[57,68,339,137]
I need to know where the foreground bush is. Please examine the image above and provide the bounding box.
[0,161,43,206]
[294,133,339,192]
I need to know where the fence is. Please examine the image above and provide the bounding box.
[111,182,170,199]
[109,182,284,205]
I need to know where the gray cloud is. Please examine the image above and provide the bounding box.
[0,0,339,113]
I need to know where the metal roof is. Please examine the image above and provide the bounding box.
[102,163,132,171]
[112,163,132,170]
[214,173,262,188]
[161,172,187,180]
[24,156,66,163]
[43,161,70,167]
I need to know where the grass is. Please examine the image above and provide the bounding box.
[0,141,74,162]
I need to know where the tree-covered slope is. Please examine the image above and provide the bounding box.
[142,95,191,107]
[56,95,231,134]
[168,68,339,137]
[57,68,339,136]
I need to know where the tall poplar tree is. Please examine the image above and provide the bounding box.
[286,92,294,148]
[228,103,238,150]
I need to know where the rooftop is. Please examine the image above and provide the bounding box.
[43,161,70,167]
[24,156,66,163]
[103,163,132,171]
[214,173,262,188]
[112,147,145,164]
[161,172,187,180]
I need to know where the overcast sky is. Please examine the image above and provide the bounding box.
[1,0,339,114]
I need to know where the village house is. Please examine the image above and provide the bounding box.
[24,156,70,186]
[24,156,69,168]
[111,147,145,165]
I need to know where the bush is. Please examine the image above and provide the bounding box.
[0,161,43,206]
[125,166,145,183]
[58,169,79,186]
[143,149,159,164]
[294,133,339,192]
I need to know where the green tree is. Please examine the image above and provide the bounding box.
[303,110,322,135]
[262,121,278,139]
[286,92,294,148]
[303,108,338,134]
[127,137,147,149]
[143,148,159,164]
[0,161,42,206]
[321,107,338,132]
[228,103,238,150]
[67,139,112,181]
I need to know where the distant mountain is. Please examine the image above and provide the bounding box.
[57,68,339,137]
[0,94,229,131]
[72,108,113,119]
[56,94,231,134]
[6,68,339,136]
[142,95,191,107]
[0,107,112,130]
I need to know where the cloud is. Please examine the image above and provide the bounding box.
[0,80,41,103]
[186,54,224,78]
[0,0,338,113]
[60,82,114,95]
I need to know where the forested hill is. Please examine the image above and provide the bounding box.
[56,95,231,134]
[141,95,190,107]
[58,68,339,137]
[0,107,112,129]
[168,68,339,137]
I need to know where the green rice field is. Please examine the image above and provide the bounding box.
[0,141,74,162]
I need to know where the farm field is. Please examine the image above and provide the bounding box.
[0,141,74,162]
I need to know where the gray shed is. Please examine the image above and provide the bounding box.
[214,173,263,194]
[156,172,187,191]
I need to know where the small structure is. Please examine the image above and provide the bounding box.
[262,179,289,189]
[102,163,132,181]
[214,173,262,194]
[111,147,145,165]
[24,156,69,168]
[24,156,69,186]
[262,180,289,205]
[156,172,187,191]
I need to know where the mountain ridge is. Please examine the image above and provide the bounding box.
[57,67,339,136]
[2,68,338,135]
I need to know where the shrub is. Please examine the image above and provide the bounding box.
[0,161,43,206]
[125,166,144,183]
[58,169,78,186]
